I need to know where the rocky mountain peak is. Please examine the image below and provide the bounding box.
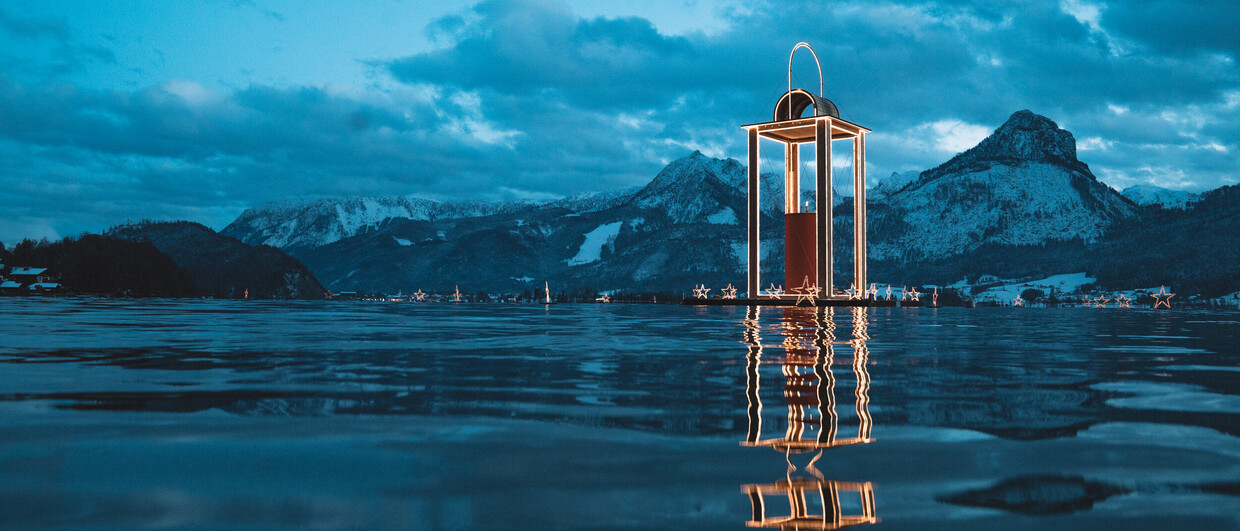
[627,151,746,223]
[922,110,1092,181]
[634,152,743,197]
[982,110,1078,163]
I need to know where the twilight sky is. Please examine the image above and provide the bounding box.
[1,0,1236,244]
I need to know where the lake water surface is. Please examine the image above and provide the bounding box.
[0,299,1237,530]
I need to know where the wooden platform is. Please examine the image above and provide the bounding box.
[682,298,923,308]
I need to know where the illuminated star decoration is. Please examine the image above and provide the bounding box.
[597,294,611,303]
[453,285,462,302]
[1013,295,1024,307]
[721,284,738,299]
[791,276,820,306]
[932,288,939,307]
[844,283,856,299]
[1093,296,1109,308]
[1116,294,1132,308]
[1081,296,1092,308]
[764,284,785,298]
[1152,285,1175,309]
[898,286,909,301]
[884,286,892,301]
[868,283,879,299]
[692,284,710,299]
[413,289,426,302]
[907,287,921,301]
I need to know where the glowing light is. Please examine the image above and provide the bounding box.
[413,289,426,302]
[453,285,462,303]
[932,288,939,307]
[791,276,820,306]
[722,284,739,299]
[844,283,857,299]
[1013,295,1024,307]
[905,287,920,301]
[868,283,878,299]
[764,284,785,298]
[743,480,878,529]
[1093,296,1109,308]
[1081,296,1091,307]
[743,307,872,451]
[1152,285,1175,309]
[884,286,892,301]
[596,294,611,303]
[787,42,825,104]
[693,284,711,299]
[1116,294,1132,308]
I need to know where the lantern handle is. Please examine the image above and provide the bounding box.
[788,42,824,99]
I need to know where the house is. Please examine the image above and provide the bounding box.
[9,267,52,285]
[27,282,63,294]
[6,267,62,294]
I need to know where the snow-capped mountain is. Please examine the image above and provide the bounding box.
[870,110,1138,261]
[626,151,747,224]
[219,109,1236,296]
[1121,184,1199,209]
[225,196,457,249]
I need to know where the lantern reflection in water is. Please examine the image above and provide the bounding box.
[741,306,878,529]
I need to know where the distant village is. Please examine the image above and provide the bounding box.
[2,258,1236,309]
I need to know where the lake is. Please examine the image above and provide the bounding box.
[0,298,1237,530]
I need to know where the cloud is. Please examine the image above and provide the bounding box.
[1101,0,1240,59]
[0,8,115,79]
[390,0,709,110]
[0,0,1238,242]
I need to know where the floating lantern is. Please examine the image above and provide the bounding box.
[742,42,870,301]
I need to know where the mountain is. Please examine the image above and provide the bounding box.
[109,221,327,299]
[280,151,777,294]
[869,110,1138,261]
[1086,184,1240,295]
[221,110,1236,297]
[627,151,747,223]
[221,196,523,251]
[1121,184,1199,209]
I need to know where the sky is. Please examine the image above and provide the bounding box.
[0,0,1236,244]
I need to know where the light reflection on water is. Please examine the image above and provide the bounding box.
[741,307,878,529]
[0,298,1237,529]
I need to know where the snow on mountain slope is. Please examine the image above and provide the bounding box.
[871,110,1138,260]
[567,221,623,265]
[546,186,640,213]
[706,207,738,224]
[972,272,1096,303]
[222,195,514,249]
[627,151,747,223]
[222,197,431,249]
[1121,184,1198,209]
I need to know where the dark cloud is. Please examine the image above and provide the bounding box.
[1103,0,1240,58]
[0,0,1237,243]
[386,0,1239,188]
[391,0,710,110]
